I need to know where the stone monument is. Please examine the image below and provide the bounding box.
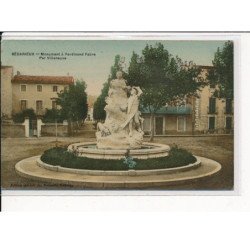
[96,71,144,149]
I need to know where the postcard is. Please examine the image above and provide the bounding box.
[0,32,237,194]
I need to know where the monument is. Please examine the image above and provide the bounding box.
[14,71,221,187]
[96,71,144,149]
[67,71,170,160]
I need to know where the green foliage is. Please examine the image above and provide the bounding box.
[207,41,234,99]
[108,55,124,81]
[93,55,126,121]
[93,82,109,121]
[42,108,66,123]
[56,79,88,123]
[127,43,204,113]
[41,146,196,171]
[12,109,36,123]
[127,43,204,140]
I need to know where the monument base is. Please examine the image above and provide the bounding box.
[68,142,170,160]
[96,129,144,150]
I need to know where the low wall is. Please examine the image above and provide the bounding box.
[41,123,68,137]
[1,124,25,138]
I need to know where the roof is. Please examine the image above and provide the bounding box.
[11,75,74,85]
[141,106,192,115]
[1,66,13,69]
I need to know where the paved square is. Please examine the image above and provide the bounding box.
[1,135,234,190]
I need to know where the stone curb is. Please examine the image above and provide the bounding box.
[15,156,222,188]
[36,156,201,176]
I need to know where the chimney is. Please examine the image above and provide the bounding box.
[17,71,21,75]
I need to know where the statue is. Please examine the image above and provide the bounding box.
[121,86,143,137]
[96,71,144,149]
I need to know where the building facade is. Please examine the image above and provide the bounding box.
[141,66,234,135]
[11,73,74,115]
[1,66,14,118]
[142,104,193,135]
[193,85,233,134]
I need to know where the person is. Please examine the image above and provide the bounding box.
[121,86,143,137]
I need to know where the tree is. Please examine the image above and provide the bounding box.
[93,82,109,121]
[207,41,234,99]
[127,43,204,141]
[42,108,66,123]
[12,108,36,123]
[93,55,124,121]
[57,79,88,134]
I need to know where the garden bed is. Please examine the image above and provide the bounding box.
[40,146,196,171]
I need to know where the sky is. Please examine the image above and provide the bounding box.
[1,39,226,96]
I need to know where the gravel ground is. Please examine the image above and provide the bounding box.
[1,135,234,190]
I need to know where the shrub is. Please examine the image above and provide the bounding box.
[42,108,66,123]
[12,109,36,123]
[41,145,196,171]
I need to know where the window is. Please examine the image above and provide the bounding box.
[37,85,42,92]
[177,116,186,131]
[226,117,232,130]
[53,86,58,92]
[36,100,43,114]
[20,100,27,111]
[52,100,57,109]
[20,85,26,92]
[209,116,215,130]
[208,97,216,114]
[225,99,232,114]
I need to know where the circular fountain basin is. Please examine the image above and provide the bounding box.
[67,142,170,160]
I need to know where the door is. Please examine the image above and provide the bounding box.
[226,116,232,130]
[177,116,186,132]
[29,119,37,137]
[209,116,215,130]
[155,116,164,135]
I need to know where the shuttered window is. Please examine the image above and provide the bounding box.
[225,99,232,114]
[209,98,216,114]
[20,100,27,111]
[36,100,43,114]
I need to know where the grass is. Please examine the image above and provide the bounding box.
[40,146,196,171]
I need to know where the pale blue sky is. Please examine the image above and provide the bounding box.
[1,40,226,95]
